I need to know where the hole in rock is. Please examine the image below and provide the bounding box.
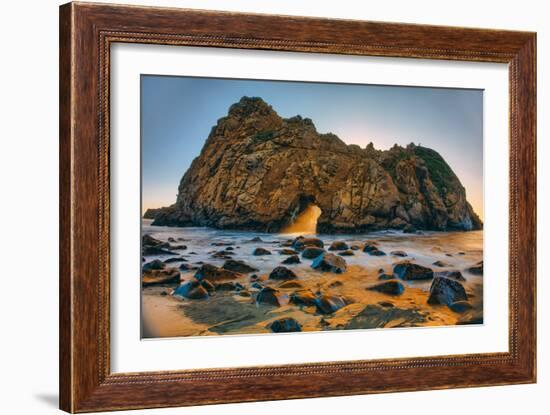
[282,205,322,235]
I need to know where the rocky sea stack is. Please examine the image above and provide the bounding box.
[146,96,482,233]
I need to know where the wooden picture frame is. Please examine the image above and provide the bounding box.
[59,2,536,412]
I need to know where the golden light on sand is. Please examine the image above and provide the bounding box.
[282,205,322,234]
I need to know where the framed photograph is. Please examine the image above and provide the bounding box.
[59,2,536,412]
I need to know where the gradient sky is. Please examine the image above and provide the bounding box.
[141,75,483,219]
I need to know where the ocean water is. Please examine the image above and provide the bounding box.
[142,219,483,292]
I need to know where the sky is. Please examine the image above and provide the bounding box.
[141,75,483,219]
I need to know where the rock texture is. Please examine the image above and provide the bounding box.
[147,97,482,233]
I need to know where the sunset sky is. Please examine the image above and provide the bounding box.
[141,75,483,219]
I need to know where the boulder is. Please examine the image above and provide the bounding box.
[362,242,379,253]
[256,286,285,307]
[200,279,216,293]
[338,250,354,256]
[282,255,301,265]
[278,280,303,289]
[252,247,271,256]
[393,262,434,280]
[466,261,483,275]
[142,234,166,248]
[311,253,347,273]
[142,268,180,286]
[350,245,360,251]
[367,280,405,295]
[269,266,298,280]
[268,317,302,333]
[378,273,395,280]
[292,236,324,250]
[367,248,387,256]
[142,259,165,272]
[301,247,325,259]
[432,260,448,267]
[214,281,244,291]
[427,276,468,306]
[279,248,298,255]
[328,241,349,251]
[403,224,417,233]
[314,295,348,314]
[222,259,258,273]
[390,250,407,257]
[194,263,240,282]
[211,250,233,259]
[142,246,178,256]
[290,290,317,306]
[163,257,187,264]
[169,244,187,250]
[437,270,466,281]
[173,279,209,299]
[449,300,473,313]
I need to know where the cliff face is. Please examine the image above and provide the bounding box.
[148,97,482,233]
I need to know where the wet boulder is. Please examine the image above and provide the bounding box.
[279,248,299,255]
[214,281,244,291]
[142,246,178,256]
[301,247,325,259]
[200,279,215,293]
[278,280,303,289]
[282,255,301,265]
[222,259,258,274]
[163,257,187,264]
[290,289,317,306]
[142,268,180,286]
[269,266,298,280]
[311,253,347,273]
[328,241,349,251]
[390,250,407,257]
[256,286,285,307]
[393,261,434,280]
[449,300,473,313]
[466,261,483,275]
[253,247,272,256]
[211,250,233,259]
[378,273,394,280]
[437,270,466,281]
[314,295,348,314]
[292,236,324,250]
[432,260,448,267]
[268,317,302,333]
[169,244,187,250]
[403,224,417,233]
[367,280,405,296]
[367,248,387,256]
[338,250,355,256]
[194,263,240,282]
[428,276,468,306]
[142,259,165,272]
[142,234,167,248]
[142,234,177,256]
[362,242,379,253]
[173,279,209,299]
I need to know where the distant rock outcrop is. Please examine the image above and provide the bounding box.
[146,97,482,233]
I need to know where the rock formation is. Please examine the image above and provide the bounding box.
[146,96,482,233]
